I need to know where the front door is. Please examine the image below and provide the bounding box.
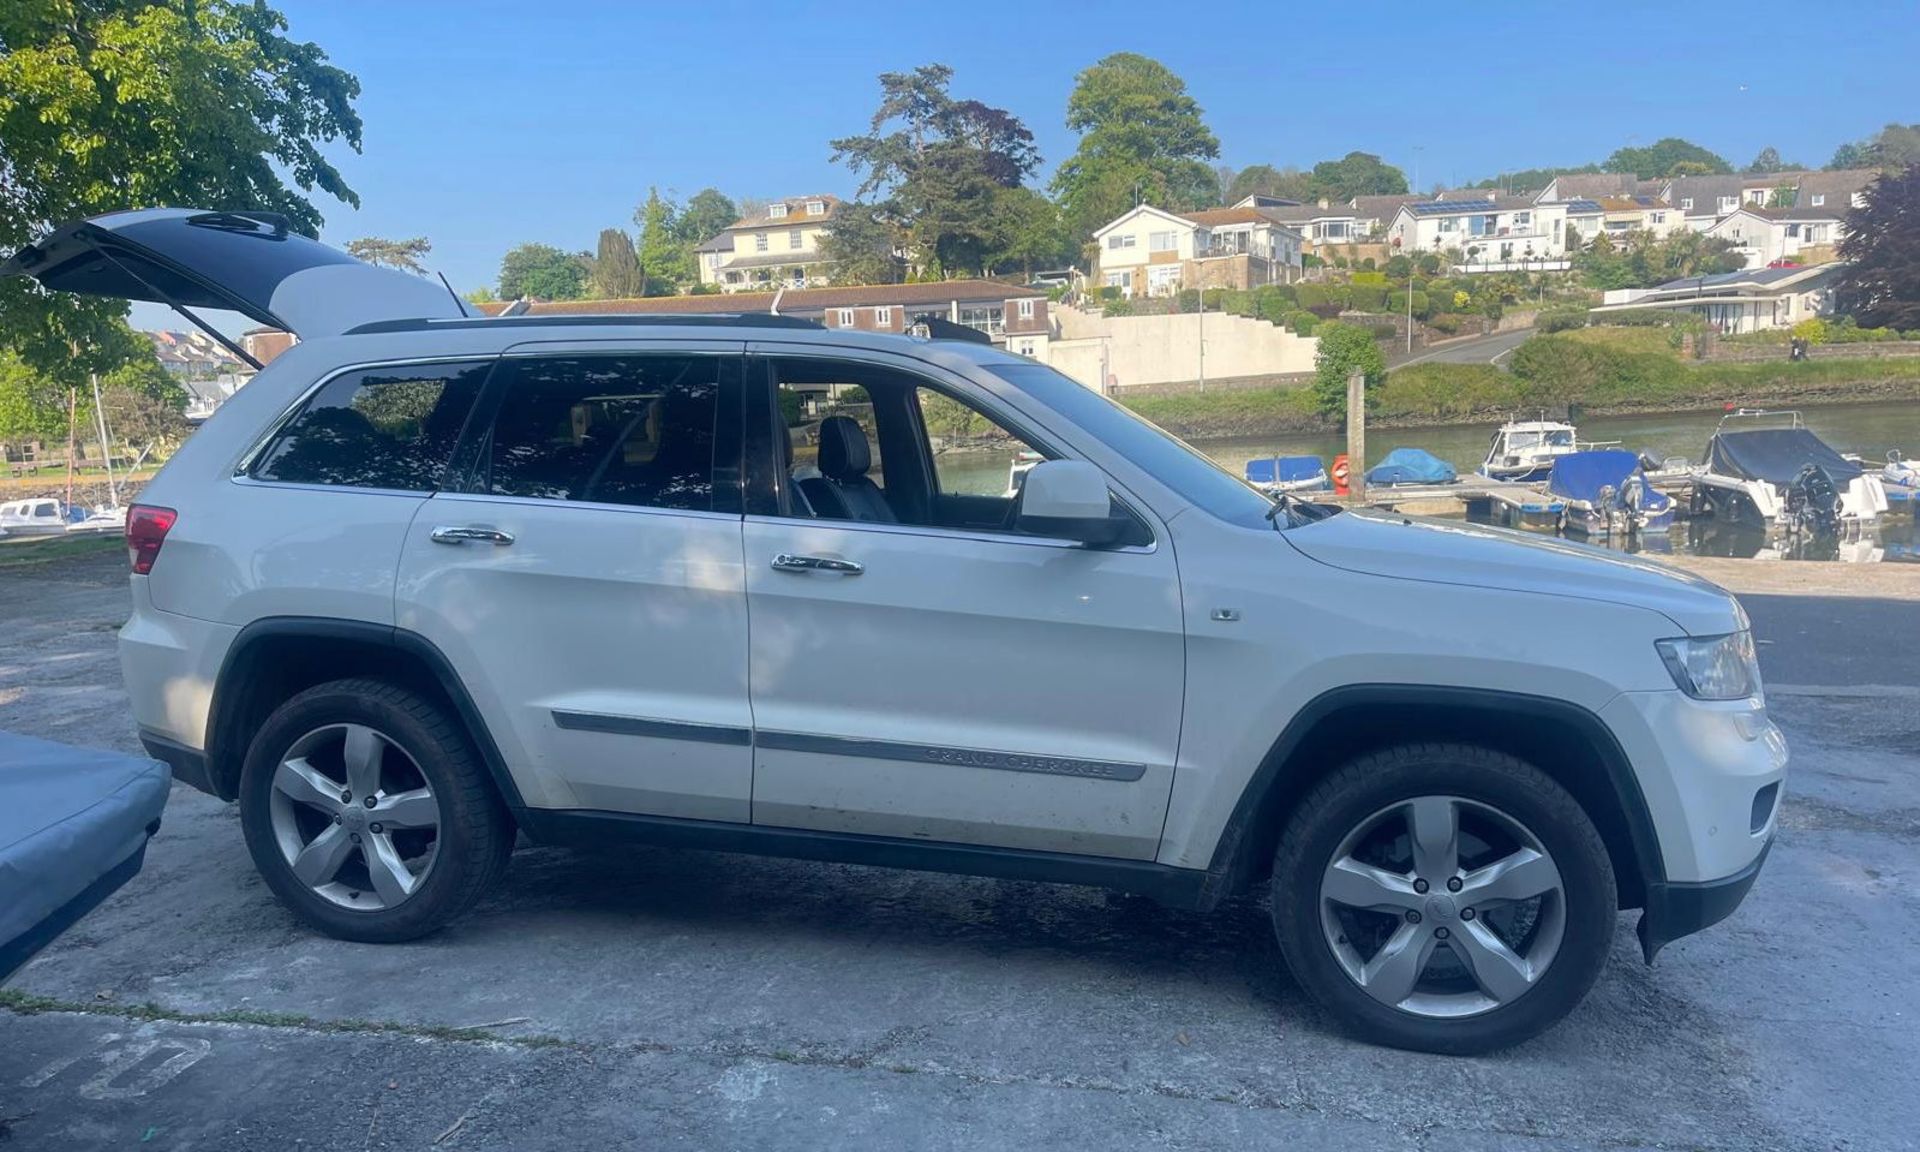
[395,348,754,820]
[739,349,1186,860]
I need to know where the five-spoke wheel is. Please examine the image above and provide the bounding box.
[268,723,442,910]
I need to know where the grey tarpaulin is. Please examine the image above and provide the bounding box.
[0,731,170,980]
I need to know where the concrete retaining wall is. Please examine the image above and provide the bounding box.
[1047,306,1318,391]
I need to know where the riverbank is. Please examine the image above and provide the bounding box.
[1122,354,1920,440]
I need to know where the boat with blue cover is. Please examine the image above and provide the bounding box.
[1547,449,1674,537]
[1244,455,1330,494]
[1366,447,1456,487]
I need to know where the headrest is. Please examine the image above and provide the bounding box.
[817,415,871,479]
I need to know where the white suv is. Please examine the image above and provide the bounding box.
[9,210,1786,1054]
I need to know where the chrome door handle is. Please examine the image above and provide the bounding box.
[771,553,862,575]
[430,525,515,546]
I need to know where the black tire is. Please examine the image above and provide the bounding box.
[1270,743,1616,1055]
[239,677,513,943]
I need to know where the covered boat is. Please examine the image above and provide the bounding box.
[1548,449,1674,536]
[1244,455,1330,493]
[1,732,170,979]
[1691,412,1887,530]
[1366,448,1456,487]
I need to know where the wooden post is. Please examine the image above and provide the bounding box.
[1345,369,1366,503]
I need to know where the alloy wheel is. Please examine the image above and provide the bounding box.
[1318,795,1566,1018]
[267,723,442,911]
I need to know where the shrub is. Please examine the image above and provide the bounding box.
[1257,292,1293,325]
[1302,253,1324,269]
[1104,297,1133,317]
[1408,290,1431,319]
[1175,287,1202,313]
[1347,284,1390,312]
[1790,317,1828,345]
[1099,285,1122,302]
[1294,283,1346,313]
[1507,334,1684,409]
[1378,363,1514,422]
[1283,309,1320,335]
[1351,270,1389,287]
[1368,323,1400,341]
[1385,255,1413,279]
[1359,257,1378,271]
[1312,322,1388,420]
[1426,312,1468,336]
[1536,304,1590,334]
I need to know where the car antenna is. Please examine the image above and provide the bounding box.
[436,270,473,318]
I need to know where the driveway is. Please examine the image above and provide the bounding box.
[2,552,1917,1151]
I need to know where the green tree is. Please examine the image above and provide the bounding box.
[820,201,905,285]
[831,65,1040,276]
[498,243,587,300]
[1051,53,1221,240]
[635,187,690,294]
[1307,152,1409,200]
[593,229,644,298]
[1470,165,1602,193]
[1744,147,1799,175]
[0,0,362,380]
[345,237,431,274]
[1834,166,1918,329]
[1224,164,1313,204]
[1828,141,1870,170]
[671,188,739,247]
[1312,322,1387,421]
[987,188,1076,275]
[1603,138,1731,179]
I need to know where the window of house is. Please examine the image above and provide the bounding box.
[755,233,769,252]
[252,361,490,491]
[1017,298,1035,320]
[1681,197,1694,210]
[1811,193,1826,206]
[1746,189,1766,204]
[478,356,720,511]
[1786,223,1801,238]
[1103,271,1127,288]
[770,204,788,219]
[1107,234,1137,250]
[1149,231,1177,252]
[958,305,1005,335]
[1650,212,1665,225]
[789,229,803,249]
[1513,211,1531,228]
[836,309,855,327]
[1438,217,1457,233]
[873,307,892,327]
[806,200,825,216]
[1719,197,1738,212]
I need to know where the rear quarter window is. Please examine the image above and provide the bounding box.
[251,361,491,491]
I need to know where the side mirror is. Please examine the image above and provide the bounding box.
[1016,459,1127,546]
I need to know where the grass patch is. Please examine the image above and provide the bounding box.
[0,988,573,1050]
[1121,384,1320,439]
[0,533,122,570]
[1561,326,1680,357]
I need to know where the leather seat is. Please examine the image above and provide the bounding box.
[799,416,894,523]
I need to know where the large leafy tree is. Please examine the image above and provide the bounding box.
[1471,165,1601,194]
[346,237,431,274]
[671,188,738,247]
[1306,151,1409,201]
[820,201,905,285]
[1744,147,1801,175]
[831,65,1039,276]
[987,188,1076,275]
[498,243,587,300]
[1224,164,1313,204]
[1312,322,1386,421]
[1835,166,1918,330]
[0,1,362,379]
[1051,53,1220,240]
[1603,137,1731,179]
[1829,123,1920,171]
[592,229,643,298]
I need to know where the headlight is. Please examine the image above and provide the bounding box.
[1656,632,1761,700]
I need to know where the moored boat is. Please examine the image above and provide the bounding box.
[0,498,80,537]
[1689,411,1887,531]
[1366,447,1456,488]
[1547,449,1674,537]
[1244,455,1330,494]
[1478,419,1579,482]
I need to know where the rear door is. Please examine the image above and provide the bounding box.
[394,345,754,817]
[2,209,467,337]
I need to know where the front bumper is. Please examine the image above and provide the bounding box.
[1638,837,1771,962]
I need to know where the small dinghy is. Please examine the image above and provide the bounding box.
[1366,448,1456,488]
[1548,449,1674,537]
[1244,455,1330,494]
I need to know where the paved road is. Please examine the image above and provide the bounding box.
[1389,327,1533,369]
[2,554,1917,1151]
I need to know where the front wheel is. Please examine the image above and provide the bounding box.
[239,677,513,942]
[1271,744,1616,1054]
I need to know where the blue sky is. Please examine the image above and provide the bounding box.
[137,0,1918,328]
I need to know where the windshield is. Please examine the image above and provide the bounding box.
[985,362,1283,529]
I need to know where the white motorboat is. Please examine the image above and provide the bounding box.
[65,504,128,534]
[1883,450,1918,513]
[1003,450,1045,497]
[1478,419,1581,482]
[1689,410,1888,530]
[0,498,79,537]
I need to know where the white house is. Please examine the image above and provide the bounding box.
[1705,206,1848,269]
[1386,194,1571,272]
[1662,169,1878,234]
[1093,204,1303,297]
[696,195,841,292]
[1590,264,1842,334]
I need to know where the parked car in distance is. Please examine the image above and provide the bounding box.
[7,209,1786,1055]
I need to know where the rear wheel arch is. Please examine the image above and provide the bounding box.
[1207,685,1663,911]
[206,618,524,815]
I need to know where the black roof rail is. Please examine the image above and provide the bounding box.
[344,313,826,336]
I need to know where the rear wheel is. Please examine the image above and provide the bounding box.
[1271,744,1616,1054]
[239,678,512,942]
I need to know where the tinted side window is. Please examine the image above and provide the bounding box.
[483,356,719,511]
[253,361,489,491]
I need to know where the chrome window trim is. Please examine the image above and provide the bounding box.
[433,491,742,524]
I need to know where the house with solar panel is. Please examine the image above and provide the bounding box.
[1384,194,1575,272]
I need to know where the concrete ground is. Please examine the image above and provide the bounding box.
[2,550,1917,1151]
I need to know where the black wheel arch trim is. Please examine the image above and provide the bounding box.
[1204,683,1669,909]
[207,616,528,814]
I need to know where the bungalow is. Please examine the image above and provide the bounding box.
[1092,204,1303,297]
[1704,205,1848,269]
[695,195,841,293]
[1590,263,1841,335]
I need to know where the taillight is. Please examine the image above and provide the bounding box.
[126,504,177,575]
